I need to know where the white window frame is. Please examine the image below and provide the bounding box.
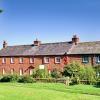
[44,57,49,63]
[29,69,33,75]
[29,57,34,63]
[11,68,14,75]
[55,57,61,63]
[96,56,100,63]
[2,58,6,64]
[2,68,5,75]
[19,57,23,63]
[10,57,14,63]
[19,69,23,76]
[82,56,89,63]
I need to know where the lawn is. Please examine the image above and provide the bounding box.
[0,83,100,100]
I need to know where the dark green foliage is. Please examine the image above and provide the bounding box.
[70,77,80,85]
[63,62,80,77]
[63,62,96,85]
[0,75,11,82]
[32,69,48,78]
[79,66,96,85]
[51,69,62,78]
[0,74,18,82]
[95,65,100,77]
[17,75,36,83]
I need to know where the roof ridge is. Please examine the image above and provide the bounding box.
[80,41,100,44]
[7,44,33,47]
[41,41,72,45]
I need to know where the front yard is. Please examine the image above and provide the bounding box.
[0,83,100,100]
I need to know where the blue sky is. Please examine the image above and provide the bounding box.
[0,0,100,47]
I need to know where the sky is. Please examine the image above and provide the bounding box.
[0,0,100,47]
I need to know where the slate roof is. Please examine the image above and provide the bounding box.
[69,41,100,54]
[0,42,73,56]
[1,41,100,56]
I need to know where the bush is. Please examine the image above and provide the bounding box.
[51,69,62,78]
[17,75,36,83]
[70,77,80,85]
[79,66,96,85]
[0,74,18,82]
[32,69,49,78]
[62,62,81,77]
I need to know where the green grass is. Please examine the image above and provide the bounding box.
[0,83,100,100]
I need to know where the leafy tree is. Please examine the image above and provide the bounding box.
[63,62,80,77]
[79,66,96,84]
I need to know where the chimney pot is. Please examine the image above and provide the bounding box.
[3,41,7,48]
[33,39,41,46]
[72,35,79,45]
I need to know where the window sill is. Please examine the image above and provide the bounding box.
[19,63,23,64]
[96,62,100,64]
[82,62,89,64]
[55,62,60,64]
[44,62,49,64]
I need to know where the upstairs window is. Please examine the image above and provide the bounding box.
[29,57,34,63]
[19,57,23,63]
[96,56,100,63]
[10,57,14,64]
[44,57,49,63]
[2,58,6,64]
[55,57,61,63]
[82,56,89,63]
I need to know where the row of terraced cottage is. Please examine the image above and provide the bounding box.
[0,35,100,75]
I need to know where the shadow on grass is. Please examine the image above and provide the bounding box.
[93,85,100,88]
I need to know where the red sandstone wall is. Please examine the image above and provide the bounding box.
[0,55,98,75]
[0,56,65,75]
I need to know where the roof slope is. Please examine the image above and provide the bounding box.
[0,42,72,56]
[69,41,100,54]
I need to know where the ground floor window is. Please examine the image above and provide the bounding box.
[29,69,33,75]
[11,68,14,75]
[82,56,89,63]
[19,68,23,76]
[2,68,5,75]
[95,55,100,63]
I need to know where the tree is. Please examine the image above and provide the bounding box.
[79,66,96,84]
[63,62,80,77]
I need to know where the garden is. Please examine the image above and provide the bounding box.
[0,62,100,100]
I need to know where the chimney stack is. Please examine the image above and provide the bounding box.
[72,35,79,45]
[3,41,7,48]
[34,38,41,46]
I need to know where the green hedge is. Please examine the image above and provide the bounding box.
[17,75,36,83]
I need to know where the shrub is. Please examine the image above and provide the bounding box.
[70,76,80,85]
[17,75,36,83]
[51,69,62,78]
[32,69,49,78]
[0,74,18,82]
[96,78,100,86]
[0,75,11,82]
[62,62,81,77]
[79,66,96,85]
